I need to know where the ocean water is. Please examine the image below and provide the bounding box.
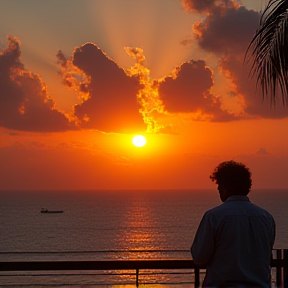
[0,189,287,287]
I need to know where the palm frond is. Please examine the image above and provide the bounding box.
[246,0,288,105]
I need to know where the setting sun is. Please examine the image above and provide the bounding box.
[132,135,147,147]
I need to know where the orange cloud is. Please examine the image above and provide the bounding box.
[182,0,240,14]
[56,50,91,105]
[181,0,216,13]
[125,47,165,133]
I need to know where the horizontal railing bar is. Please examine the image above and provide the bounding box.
[0,271,194,277]
[0,248,283,255]
[0,259,197,271]
[0,283,134,287]
[145,281,194,285]
[0,249,190,254]
[1,256,287,288]
[1,259,286,272]
[0,272,138,276]
[140,271,194,275]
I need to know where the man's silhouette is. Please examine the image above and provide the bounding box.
[191,161,275,288]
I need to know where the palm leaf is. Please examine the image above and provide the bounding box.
[247,0,288,105]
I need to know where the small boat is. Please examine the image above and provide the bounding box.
[41,208,63,214]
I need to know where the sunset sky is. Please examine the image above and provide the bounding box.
[0,0,287,191]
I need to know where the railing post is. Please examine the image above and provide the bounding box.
[276,249,282,287]
[136,268,139,287]
[194,267,200,288]
[284,249,288,288]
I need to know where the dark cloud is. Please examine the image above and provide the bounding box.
[193,5,260,54]
[59,43,145,133]
[159,60,239,121]
[219,55,288,119]
[0,36,145,133]
[188,2,288,119]
[159,60,213,113]
[2,23,286,135]
[0,36,73,132]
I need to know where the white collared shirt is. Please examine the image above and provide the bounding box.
[191,195,275,288]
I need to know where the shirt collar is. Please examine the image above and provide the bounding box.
[225,195,250,202]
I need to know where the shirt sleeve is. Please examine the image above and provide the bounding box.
[191,212,215,266]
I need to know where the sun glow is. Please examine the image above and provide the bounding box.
[132,135,147,147]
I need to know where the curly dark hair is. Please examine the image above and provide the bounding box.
[210,160,252,195]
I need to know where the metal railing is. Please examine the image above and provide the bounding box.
[0,249,287,287]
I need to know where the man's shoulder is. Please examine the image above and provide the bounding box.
[205,200,274,220]
[249,202,275,219]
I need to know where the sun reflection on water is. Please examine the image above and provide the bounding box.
[112,194,189,286]
[116,194,161,258]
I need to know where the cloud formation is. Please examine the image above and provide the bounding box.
[182,0,288,119]
[158,60,239,121]
[0,37,146,133]
[219,55,288,118]
[1,14,287,135]
[0,36,73,132]
[58,43,145,133]
[193,5,260,54]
